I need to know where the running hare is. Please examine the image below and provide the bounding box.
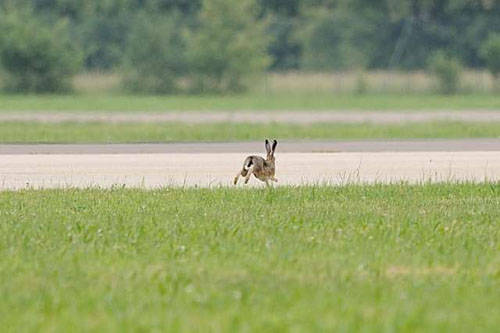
[234,139,278,186]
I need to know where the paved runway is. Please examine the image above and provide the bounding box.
[1,150,499,190]
[1,140,498,189]
[1,110,500,124]
[2,139,500,154]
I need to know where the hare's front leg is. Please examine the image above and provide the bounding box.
[271,177,278,182]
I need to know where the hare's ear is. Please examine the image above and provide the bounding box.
[265,139,271,154]
[272,139,278,153]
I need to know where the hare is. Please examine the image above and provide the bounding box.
[234,139,278,186]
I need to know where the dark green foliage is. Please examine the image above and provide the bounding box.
[186,0,270,93]
[258,0,300,17]
[78,9,132,70]
[266,14,301,70]
[300,8,370,70]
[428,51,462,95]
[258,0,301,70]
[1,0,500,85]
[146,0,202,15]
[0,8,82,92]
[480,33,500,79]
[122,13,187,94]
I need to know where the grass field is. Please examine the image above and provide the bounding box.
[0,121,499,143]
[0,184,499,331]
[1,93,500,111]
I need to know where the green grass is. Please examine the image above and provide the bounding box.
[0,121,499,143]
[0,184,499,331]
[1,93,500,111]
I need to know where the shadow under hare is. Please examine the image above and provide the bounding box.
[234,139,278,186]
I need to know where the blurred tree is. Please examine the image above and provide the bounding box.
[1,0,500,76]
[265,14,301,70]
[0,7,82,92]
[259,0,301,70]
[299,7,370,70]
[259,0,300,16]
[26,0,92,20]
[387,0,500,69]
[144,0,202,15]
[122,13,187,93]
[480,33,500,80]
[428,51,462,94]
[187,0,270,93]
[77,3,133,70]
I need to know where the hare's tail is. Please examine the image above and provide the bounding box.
[243,157,253,170]
[241,157,253,176]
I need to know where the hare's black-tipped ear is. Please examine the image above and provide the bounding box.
[265,139,271,153]
[272,139,277,152]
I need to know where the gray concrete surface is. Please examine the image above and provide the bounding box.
[1,139,500,155]
[1,110,500,123]
[1,152,499,190]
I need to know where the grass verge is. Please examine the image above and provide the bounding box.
[0,184,499,331]
[1,93,500,111]
[0,121,499,143]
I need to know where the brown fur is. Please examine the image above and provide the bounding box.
[234,139,278,186]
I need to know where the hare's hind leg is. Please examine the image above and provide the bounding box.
[234,169,245,185]
[244,167,254,184]
[234,166,251,185]
[233,171,240,185]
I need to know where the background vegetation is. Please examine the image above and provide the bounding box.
[0,7,81,93]
[0,0,499,93]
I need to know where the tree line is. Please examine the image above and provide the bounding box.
[0,0,499,93]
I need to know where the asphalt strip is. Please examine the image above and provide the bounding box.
[1,110,500,124]
[1,139,500,154]
[1,151,499,189]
